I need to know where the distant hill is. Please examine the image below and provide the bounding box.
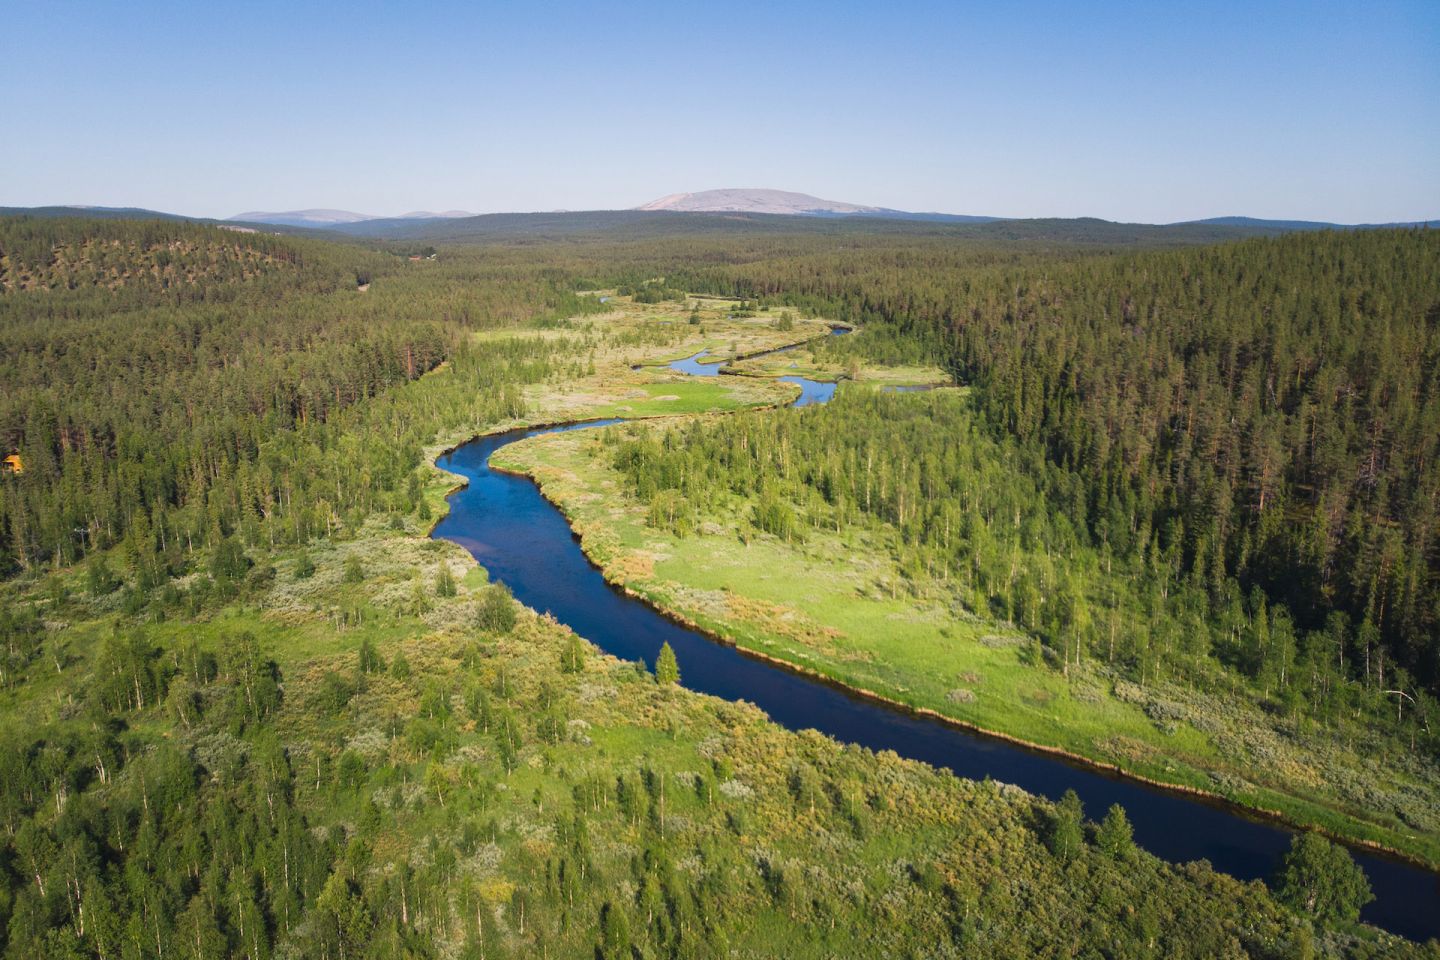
[334,209,1276,246]
[638,188,883,216]
[397,210,476,220]
[227,209,478,230]
[0,205,191,222]
[4,203,1431,243]
[636,188,999,223]
[1179,215,1440,230]
[230,209,378,228]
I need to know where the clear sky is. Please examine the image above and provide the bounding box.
[2,0,1436,223]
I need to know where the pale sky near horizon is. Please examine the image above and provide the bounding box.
[2,0,1436,223]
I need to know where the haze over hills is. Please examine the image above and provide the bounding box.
[2,197,1433,238]
[638,188,884,215]
[1179,215,1440,231]
[0,204,192,222]
[228,208,476,228]
[637,187,1000,223]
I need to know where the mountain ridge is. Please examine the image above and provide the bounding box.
[227,208,477,228]
[3,202,1434,236]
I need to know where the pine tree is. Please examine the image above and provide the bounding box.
[654,642,680,686]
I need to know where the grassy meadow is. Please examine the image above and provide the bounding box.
[495,384,1440,869]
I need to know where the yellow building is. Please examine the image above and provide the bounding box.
[2,454,22,474]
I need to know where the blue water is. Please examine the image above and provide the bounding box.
[667,341,840,407]
[430,349,1439,942]
[667,350,727,376]
[780,375,837,406]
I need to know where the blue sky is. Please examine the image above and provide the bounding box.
[2,0,1436,222]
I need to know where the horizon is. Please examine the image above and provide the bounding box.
[17,193,1440,228]
[2,0,1437,223]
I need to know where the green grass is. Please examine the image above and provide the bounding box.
[498,419,1440,868]
[586,379,783,417]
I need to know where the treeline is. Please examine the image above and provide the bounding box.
[608,389,1439,750]
[0,217,602,579]
[641,229,1440,698]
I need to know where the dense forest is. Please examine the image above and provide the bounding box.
[637,230,1440,704]
[607,386,1437,761]
[0,219,604,580]
[1,216,1435,956]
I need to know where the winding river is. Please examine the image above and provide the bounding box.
[433,346,1439,941]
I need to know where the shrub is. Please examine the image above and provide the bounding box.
[342,556,365,584]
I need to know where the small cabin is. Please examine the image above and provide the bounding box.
[2,454,22,474]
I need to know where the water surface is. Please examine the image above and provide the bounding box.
[431,351,1438,942]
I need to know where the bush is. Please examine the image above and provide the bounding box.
[317,671,355,716]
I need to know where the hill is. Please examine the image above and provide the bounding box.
[329,209,1276,245]
[638,187,885,215]
[636,187,998,222]
[230,208,379,227]
[1181,215,1440,230]
[0,204,191,222]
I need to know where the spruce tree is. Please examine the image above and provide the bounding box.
[655,642,680,686]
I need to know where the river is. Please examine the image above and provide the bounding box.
[431,345,1439,942]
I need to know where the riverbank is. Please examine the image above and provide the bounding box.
[429,406,1434,943]
[417,297,1438,939]
[493,416,1440,872]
